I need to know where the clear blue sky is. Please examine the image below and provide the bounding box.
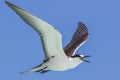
[1,0,120,80]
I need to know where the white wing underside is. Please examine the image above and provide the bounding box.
[6,2,66,60]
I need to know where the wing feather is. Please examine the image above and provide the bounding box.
[5,1,66,60]
[64,22,89,56]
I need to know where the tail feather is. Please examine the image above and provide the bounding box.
[20,64,43,74]
[20,67,41,74]
[20,69,32,74]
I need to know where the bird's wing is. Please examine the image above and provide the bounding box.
[5,1,66,60]
[64,22,89,57]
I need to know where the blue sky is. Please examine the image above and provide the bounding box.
[1,0,120,80]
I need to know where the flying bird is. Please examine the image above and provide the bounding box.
[5,1,90,74]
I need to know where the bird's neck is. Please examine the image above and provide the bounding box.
[69,57,83,63]
[68,57,83,68]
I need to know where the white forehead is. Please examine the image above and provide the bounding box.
[80,54,84,57]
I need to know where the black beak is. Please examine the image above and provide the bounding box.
[82,55,91,63]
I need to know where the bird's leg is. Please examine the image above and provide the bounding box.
[40,70,50,74]
[36,66,48,72]
[36,67,50,74]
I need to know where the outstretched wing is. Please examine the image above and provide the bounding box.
[64,22,89,57]
[5,1,66,60]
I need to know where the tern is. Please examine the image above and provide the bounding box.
[5,1,90,74]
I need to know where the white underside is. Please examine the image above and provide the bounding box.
[33,56,83,71]
[6,2,84,72]
[48,57,83,71]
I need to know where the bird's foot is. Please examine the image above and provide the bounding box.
[40,70,50,74]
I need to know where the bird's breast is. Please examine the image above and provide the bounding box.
[44,56,82,71]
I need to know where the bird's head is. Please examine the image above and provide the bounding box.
[71,54,90,63]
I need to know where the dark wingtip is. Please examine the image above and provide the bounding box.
[5,0,10,5]
[78,21,86,26]
[78,21,84,24]
[5,1,14,7]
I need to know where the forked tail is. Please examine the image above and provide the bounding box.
[20,64,43,74]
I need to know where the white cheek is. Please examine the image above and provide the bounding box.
[68,57,72,61]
